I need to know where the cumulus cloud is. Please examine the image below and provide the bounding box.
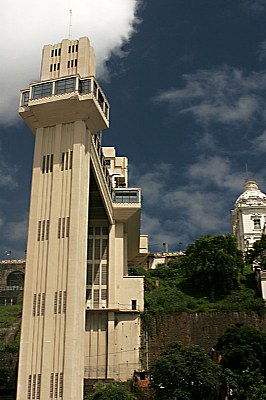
[154,66,266,126]
[0,0,142,125]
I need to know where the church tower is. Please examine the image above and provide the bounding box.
[17,37,146,400]
[232,180,266,253]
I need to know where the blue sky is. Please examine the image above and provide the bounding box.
[1,0,266,257]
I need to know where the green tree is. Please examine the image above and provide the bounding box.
[86,382,137,400]
[150,342,221,400]
[179,234,244,299]
[217,326,266,399]
[246,234,266,269]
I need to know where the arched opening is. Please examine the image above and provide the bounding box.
[7,271,24,287]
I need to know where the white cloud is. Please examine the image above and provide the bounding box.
[154,66,266,125]
[0,0,142,125]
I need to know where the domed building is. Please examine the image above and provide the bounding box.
[232,180,266,253]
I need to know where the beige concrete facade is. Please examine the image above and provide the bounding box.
[17,37,146,400]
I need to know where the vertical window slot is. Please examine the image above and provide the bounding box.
[42,156,46,173]
[41,220,45,241]
[58,291,62,314]
[62,218,65,238]
[46,155,50,173]
[58,218,61,239]
[41,293,45,316]
[37,374,41,399]
[65,152,69,170]
[50,373,54,399]
[50,154,54,172]
[46,220,50,240]
[37,293,41,316]
[33,294,37,316]
[54,292,58,314]
[66,217,70,237]
[37,221,41,241]
[61,152,65,171]
[27,375,32,400]
[69,151,73,169]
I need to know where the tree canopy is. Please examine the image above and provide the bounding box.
[217,326,266,399]
[86,382,137,400]
[246,234,266,269]
[150,342,221,400]
[179,234,244,299]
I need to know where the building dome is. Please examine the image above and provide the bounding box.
[234,180,266,208]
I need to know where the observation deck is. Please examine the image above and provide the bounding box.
[19,75,109,133]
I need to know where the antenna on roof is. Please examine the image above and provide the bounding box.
[68,9,73,39]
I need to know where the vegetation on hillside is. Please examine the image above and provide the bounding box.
[130,234,265,332]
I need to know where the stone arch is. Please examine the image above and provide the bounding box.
[7,271,25,287]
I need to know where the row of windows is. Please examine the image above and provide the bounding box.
[87,263,108,286]
[27,374,41,399]
[87,238,108,260]
[32,77,76,99]
[50,372,63,399]
[33,293,45,317]
[41,152,73,173]
[69,44,78,53]
[37,220,50,241]
[61,151,73,171]
[54,291,67,314]
[67,59,77,68]
[58,217,70,239]
[50,63,60,72]
[42,154,54,173]
[51,48,61,57]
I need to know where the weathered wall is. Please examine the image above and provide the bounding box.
[142,311,266,366]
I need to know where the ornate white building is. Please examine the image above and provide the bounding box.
[232,180,266,253]
[17,37,147,400]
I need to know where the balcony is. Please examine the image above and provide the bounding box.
[19,75,109,133]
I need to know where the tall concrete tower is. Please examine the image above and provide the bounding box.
[17,37,146,400]
[232,180,266,253]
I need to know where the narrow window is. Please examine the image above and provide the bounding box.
[69,151,73,169]
[68,45,71,53]
[50,373,54,399]
[101,264,108,285]
[55,49,57,57]
[75,59,77,67]
[41,220,45,241]
[71,59,74,68]
[41,293,45,316]
[46,220,50,240]
[32,374,36,399]
[75,44,78,52]
[58,291,62,314]
[37,293,41,316]
[42,155,46,173]
[50,64,53,72]
[33,294,37,316]
[51,50,54,57]
[37,374,41,399]
[58,218,61,239]
[37,221,41,241]
[27,375,32,400]
[72,45,75,52]
[59,372,63,398]
[93,289,99,308]
[61,152,65,171]
[46,155,50,173]
[55,373,58,398]
[57,63,60,70]
[58,48,61,56]
[53,63,56,71]
[62,218,65,238]
[132,300,137,310]
[66,217,70,238]
[254,219,261,229]
[54,292,58,314]
[67,60,70,68]
[63,291,67,313]
[50,154,54,172]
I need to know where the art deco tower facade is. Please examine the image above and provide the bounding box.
[17,37,146,400]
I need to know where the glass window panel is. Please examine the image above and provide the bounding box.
[102,239,108,260]
[94,263,100,284]
[102,226,109,235]
[93,289,99,308]
[32,82,52,99]
[101,265,108,285]
[55,77,76,94]
[87,263,92,285]
[87,239,93,259]
[86,289,92,300]
[95,227,101,235]
[101,289,107,300]
[94,239,100,259]
[21,91,30,106]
